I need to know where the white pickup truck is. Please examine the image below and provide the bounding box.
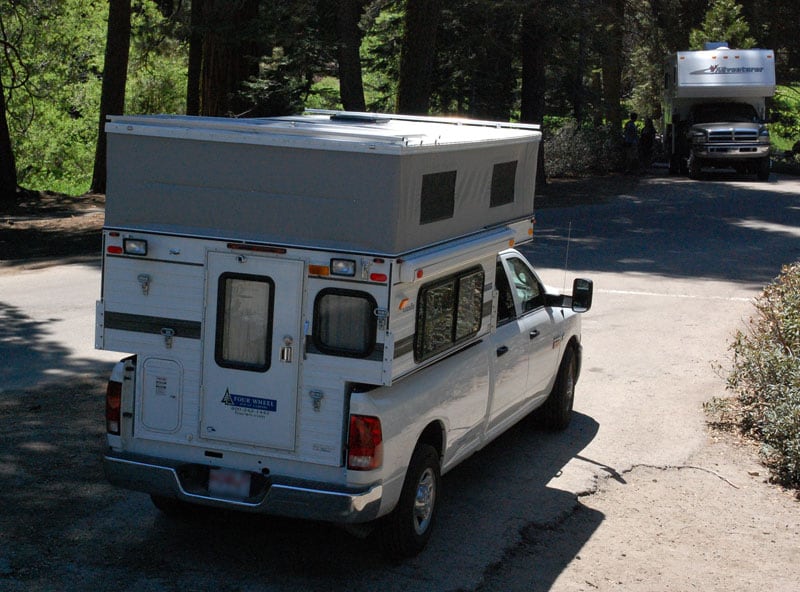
[97,112,592,557]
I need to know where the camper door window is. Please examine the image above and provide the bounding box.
[215,274,275,372]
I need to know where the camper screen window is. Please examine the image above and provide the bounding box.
[415,267,485,362]
[490,161,517,207]
[420,170,457,224]
[215,274,274,372]
[313,289,377,357]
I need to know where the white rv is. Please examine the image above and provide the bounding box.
[663,46,775,179]
[96,111,592,557]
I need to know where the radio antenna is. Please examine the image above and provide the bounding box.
[563,221,573,291]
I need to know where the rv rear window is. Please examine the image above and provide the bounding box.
[313,289,377,358]
[490,161,517,207]
[420,170,457,224]
[215,274,274,372]
[415,267,485,362]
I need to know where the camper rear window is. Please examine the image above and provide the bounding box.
[414,267,485,362]
[313,289,377,358]
[215,274,274,372]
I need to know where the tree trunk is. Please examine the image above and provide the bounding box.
[186,0,205,116]
[520,5,547,189]
[0,73,17,206]
[600,0,625,134]
[396,0,441,115]
[200,0,260,117]
[336,0,366,111]
[91,0,132,194]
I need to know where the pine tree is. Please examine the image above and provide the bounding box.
[689,0,756,50]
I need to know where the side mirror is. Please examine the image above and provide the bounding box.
[572,278,593,313]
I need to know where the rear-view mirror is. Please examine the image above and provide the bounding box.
[572,278,593,313]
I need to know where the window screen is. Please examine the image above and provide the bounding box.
[490,161,517,207]
[415,267,485,361]
[420,170,457,224]
[215,274,274,372]
[313,289,377,358]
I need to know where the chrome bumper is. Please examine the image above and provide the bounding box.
[693,144,770,159]
[104,452,383,523]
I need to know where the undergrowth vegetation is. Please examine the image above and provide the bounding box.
[713,263,800,491]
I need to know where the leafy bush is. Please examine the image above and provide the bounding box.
[543,119,623,177]
[726,263,800,489]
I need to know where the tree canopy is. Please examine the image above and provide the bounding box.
[1,0,798,200]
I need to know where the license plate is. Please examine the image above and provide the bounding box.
[208,468,251,499]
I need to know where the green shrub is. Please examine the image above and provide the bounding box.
[726,262,800,489]
[543,119,623,177]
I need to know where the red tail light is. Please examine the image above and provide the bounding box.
[348,415,383,470]
[106,380,122,435]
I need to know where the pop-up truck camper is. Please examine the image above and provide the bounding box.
[663,43,775,180]
[96,110,593,557]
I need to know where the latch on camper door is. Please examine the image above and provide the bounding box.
[160,327,175,349]
[138,274,151,295]
[374,308,389,331]
[280,336,294,363]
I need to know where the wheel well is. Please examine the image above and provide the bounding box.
[417,421,444,459]
[566,337,582,381]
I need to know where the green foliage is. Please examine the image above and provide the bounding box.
[772,86,800,142]
[689,0,756,50]
[727,263,800,489]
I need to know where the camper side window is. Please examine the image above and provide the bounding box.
[313,289,377,358]
[215,274,274,372]
[414,267,485,362]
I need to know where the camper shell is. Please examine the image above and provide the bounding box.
[97,111,591,557]
[663,47,775,179]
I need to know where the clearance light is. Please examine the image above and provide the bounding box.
[308,264,330,276]
[415,269,424,280]
[123,238,148,256]
[330,258,356,277]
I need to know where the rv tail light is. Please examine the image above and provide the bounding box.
[106,379,122,435]
[348,415,383,470]
[369,273,388,283]
[123,238,148,256]
[107,246,123,255]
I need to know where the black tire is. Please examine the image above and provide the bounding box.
[537,347,577,431]
[688,154,702,179]
[379,444,440,559]
[756,157,770,181]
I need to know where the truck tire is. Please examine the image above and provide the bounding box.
[757,157,770,181]
[380,444,440,558]
[536,347,576,431]
[688,154,702,179]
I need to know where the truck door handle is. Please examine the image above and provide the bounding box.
[496,346,509,357]
[529,330,540,340]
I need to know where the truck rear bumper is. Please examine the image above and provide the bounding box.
[104,452,383,523]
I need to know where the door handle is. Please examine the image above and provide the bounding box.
[496,345,509,357]
[529,329,540,340]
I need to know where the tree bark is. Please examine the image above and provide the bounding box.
[396,0,441,115]
[600,0,625,134]
[0,72,17,206]
[520,5,547,189]
[336,0,366,111]
[91,0,132,194]
[186,0,204,116]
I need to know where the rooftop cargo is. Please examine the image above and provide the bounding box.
[105,111,541,256]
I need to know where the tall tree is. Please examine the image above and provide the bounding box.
[0,70,16,205]
[599,0,625,133]
[689,0,756,50]
[396,0,441,114]
[91,0,132,194]
[336,0,367,111]
[186,0,205,116]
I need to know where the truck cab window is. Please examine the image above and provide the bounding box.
[507,257,544,313]
[495,261,516,324]
[313,289,377,358]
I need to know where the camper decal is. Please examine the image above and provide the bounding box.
[221,388,277,418]
[692,65,764,76]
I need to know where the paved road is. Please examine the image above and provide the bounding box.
[1,172,798,591]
